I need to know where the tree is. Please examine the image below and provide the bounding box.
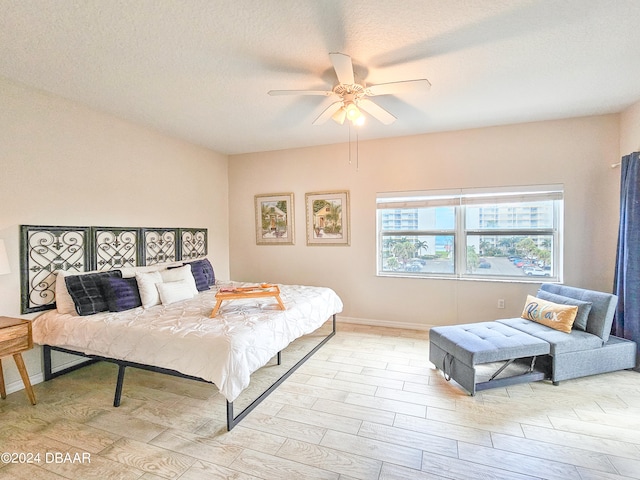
[516,238,538,260]
[499,237,519,256]
[479,239,491,256]
[390,239,416,266]
[467,246,479,271]
[414,239,429,257]
[386,257,399,271]
[537,249,551,266]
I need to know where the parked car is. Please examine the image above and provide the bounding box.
[526,267,550,276]
[405,264,421,272]
[479,261,491,268]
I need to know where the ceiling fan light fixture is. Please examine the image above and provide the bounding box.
[345,102,359,119]
[331,107,346,125]
[344,101,364,125]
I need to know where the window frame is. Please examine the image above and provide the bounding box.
[376,185,563,283]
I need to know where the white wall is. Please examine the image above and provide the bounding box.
[0,78,230,390]
[229,115,621,330]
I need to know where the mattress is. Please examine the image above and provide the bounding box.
[31,283,343,402]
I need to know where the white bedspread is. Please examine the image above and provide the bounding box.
[31,283,343,402]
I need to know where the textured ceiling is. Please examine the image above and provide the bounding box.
[2,0,640,155]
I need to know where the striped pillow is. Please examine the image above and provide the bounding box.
[186,258,215,290]
[102,276,142,312]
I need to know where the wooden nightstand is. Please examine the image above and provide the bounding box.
[0,316,36,405]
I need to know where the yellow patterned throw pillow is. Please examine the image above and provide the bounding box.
[521,295,578,333]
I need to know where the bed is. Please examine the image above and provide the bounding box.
[21,224,342,430]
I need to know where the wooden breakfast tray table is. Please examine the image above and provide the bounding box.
[210,284,285,317]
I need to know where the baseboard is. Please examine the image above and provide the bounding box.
[3,356,90,396]
[337,315,433,331]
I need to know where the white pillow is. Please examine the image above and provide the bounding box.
[157,280,195,305]
[119,261,183,278]
[160,264,198,295]
[135,271,163,308]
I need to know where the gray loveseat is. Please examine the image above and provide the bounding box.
[429,284,638,395]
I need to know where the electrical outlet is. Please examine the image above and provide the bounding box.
[497,299,505,309]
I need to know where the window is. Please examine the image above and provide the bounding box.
[376,185,563,282]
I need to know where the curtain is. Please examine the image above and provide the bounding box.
[613,151,640,368]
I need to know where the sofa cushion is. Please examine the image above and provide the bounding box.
[498,318,604,354]
[429,322,550,366]
[536,290,592,331]
[539,284,617,342]
[521,295,578,333]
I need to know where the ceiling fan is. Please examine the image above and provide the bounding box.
[268,52,431,126]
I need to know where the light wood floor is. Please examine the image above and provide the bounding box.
[1,322,640,480]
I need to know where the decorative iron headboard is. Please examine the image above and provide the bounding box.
[20,225,208,314]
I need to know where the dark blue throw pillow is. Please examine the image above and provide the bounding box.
[102,276,142,312]
[186,258,215,290]
[65,271,123,316]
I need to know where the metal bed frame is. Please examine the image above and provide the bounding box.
[42,314,336,430]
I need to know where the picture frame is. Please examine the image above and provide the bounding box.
[305,191,350,246]
[255,193,295,245]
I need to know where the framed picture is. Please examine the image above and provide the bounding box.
[306,191,350,246]
[255,193,295,245]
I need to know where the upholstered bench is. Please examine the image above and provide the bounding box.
[429,321,551,395]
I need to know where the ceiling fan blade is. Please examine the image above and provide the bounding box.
[268,89,334,96]
[357,98,396,125]
[313,101,344,125]
[329,52,355,85]
[365,79,431,96]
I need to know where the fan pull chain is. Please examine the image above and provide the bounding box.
[347,122,359,171]
[348,122,352,165]
[356,129,359,172]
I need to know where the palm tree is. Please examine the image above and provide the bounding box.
[325,201,342,234]
[499,237,516,256]
[479,239,491,256]
[414,239,429,257]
